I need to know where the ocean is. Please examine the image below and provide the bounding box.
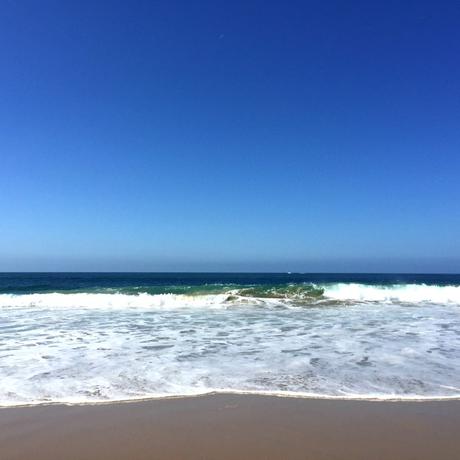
[1,272,459,406]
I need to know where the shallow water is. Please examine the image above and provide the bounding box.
[0,273,459,405]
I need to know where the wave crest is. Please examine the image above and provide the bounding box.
[0,283,459,309]
[0,292,232,309]
[324,283,460,304]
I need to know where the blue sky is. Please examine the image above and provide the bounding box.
[0,1,459,272]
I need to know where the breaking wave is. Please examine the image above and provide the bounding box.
[1,277,460,405]
[0,283,459,309]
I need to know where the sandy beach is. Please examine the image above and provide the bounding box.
[1,394,459,460]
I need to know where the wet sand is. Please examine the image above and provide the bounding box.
[1,395,459,459]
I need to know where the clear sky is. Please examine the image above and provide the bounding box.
[0,1,459,272]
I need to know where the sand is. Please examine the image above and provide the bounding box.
[1,395,459,459]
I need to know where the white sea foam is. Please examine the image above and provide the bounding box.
[323,283,460,304]
[0,283,459,310]
[0,284,459,406]
[0,292,233,310]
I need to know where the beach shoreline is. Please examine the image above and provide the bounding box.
[2,389,460,409]
[1,394,459,460]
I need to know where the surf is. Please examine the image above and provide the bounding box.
[0,282,459,309]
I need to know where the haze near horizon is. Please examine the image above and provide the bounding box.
[1,1,459,272]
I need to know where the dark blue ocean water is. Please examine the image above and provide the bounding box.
[0,272,459,294]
